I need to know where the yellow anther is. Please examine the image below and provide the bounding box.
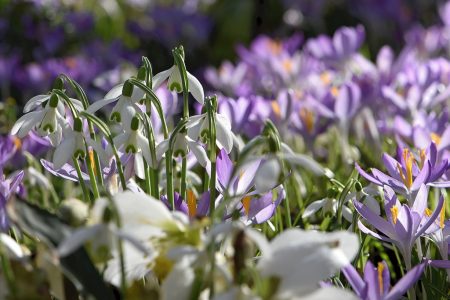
[282,59,293,73]
[89,149,97,176]
[12,136,22,150]
[390,206,399,224]
[331,86,339,97]
[242,196,251,216]
[419,149,427,169]
[402,149,414,189]
[187,190,197,218]
[440,200,445,229]
[425,208,433,217]
[271,101,281,118]
[377,262,385,294]
[431,132,442,146]
[299,108,314,134]
[320,72,331,85]
[268,40,282,55]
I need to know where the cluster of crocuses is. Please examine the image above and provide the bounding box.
[1,45,359,299]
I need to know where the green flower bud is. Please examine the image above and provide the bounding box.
[58,198,89,227]
[137,66,146,81]
[131,116,139,131]
[49,94,59,108]
[122,80,134,97]
[52,77,64,90]
[73,118,83,132]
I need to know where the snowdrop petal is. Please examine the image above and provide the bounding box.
[255,158,280,193]
[161,257,195,300]
[24,94,50,113]
[11,111,43,138]
[53,137,76,169]
[187,71,204,104]
[152,66,174,90]
[105,83,124,100]
[58,224,106,257]
[0,233,25,260]
[215,114,233,153]
[302,199,327,218]
[187,138,209,167]
[86,97,119,114]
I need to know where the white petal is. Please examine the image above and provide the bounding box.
[134,152,145,179]
[105,83,124,99]
[11,111,43,138]
[187,71,204,104]
[284,153,330,177]
[0,233,25,260]
[160,257,194,300]
[291,287,358,300]
[53,137,76,169]
[254,158,281,193]
[69,98,84,111]
[156,139,170,160]
[86,97,119,114]
[152,66,174,90]
[302,199,327,218]
[215,114,233,153]
[137,134,155,168]
[187,138,209,167]
[24,94,50,113]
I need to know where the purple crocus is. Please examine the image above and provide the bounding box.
[356,143,449,198]
[354,184,443,268]
[343,260,426,300]
[0,170,24,230]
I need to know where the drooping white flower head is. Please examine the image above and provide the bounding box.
[153,65,205,104]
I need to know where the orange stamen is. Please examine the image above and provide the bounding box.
[242,196,251,216]
[390,206,399,224]
[331,86,339,97]
[378,262,385,294]
[299,108,314,134]
[187,190,197,218]
[12,136,22,150]
[320,72,331,85]
[440,200,445,229]
[402,149,414,189]
[282,59,293,73]
[271,101,281,118]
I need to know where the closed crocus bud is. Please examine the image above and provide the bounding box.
[58,198,89,227]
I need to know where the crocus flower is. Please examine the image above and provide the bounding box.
[152,62,204,104]
[0,170,24,230]
[343,260,427,300]
[356,143,449,199]
[354,184,443,268]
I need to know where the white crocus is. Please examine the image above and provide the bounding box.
[255,229,359,300]
[11,93,68,146]
[153,64,204,104]
[185,112,234,154]
[87,80,144,126]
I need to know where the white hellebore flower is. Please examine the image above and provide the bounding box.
[87,78,144,126]
[185,112,234,154]
[153,64,205,104]
[11,93,69,146]
[255,229,359,300]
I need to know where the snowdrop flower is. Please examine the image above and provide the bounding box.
[11,94,68,146]
[87,80,144,126]
[302,196,353,223]
[186,112,234,153]
[23,93,83,114]
[112,116,155,179]
[153,63,204,104]
[254,228,359,299]
[254,143,333,193]
[157,132,210,169]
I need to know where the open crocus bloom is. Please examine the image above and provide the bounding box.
[0,170,24,230]
[254,229,359,299]
[356,143,449,198]
[343,260,427,300]
[152,64,204,104]
[354,184,444,267]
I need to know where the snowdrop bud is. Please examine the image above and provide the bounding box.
[177,45,185,59]
[122,80,134,97]
[137,66,146,80]
[49,94,59,108]
[58,198,89,227]
[73,118,83,132]
[131,116,139,131]
[52,77,64,90]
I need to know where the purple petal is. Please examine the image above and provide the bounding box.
[385,262,426,300]
[354,200,396,239]
[415,194,444,239]
[355,162,382,185]
[342,264,367,298]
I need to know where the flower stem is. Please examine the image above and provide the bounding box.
[73,158,90,203]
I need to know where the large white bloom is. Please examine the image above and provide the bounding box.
[153,65,205,104]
